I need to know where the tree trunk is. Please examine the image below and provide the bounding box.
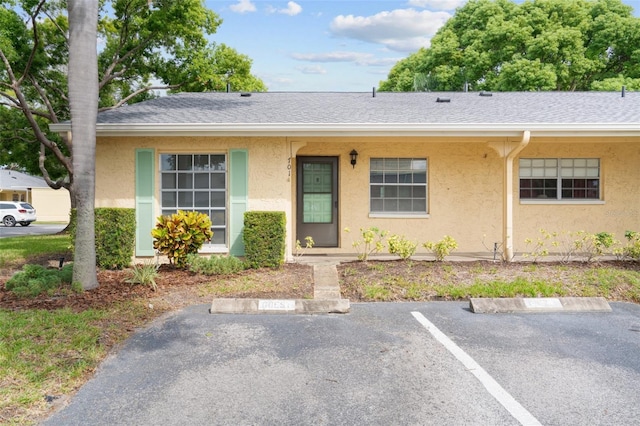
[68,0,99,290]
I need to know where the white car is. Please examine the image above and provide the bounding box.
[0,201,37,227]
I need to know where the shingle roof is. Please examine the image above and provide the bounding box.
[95,91,638,123]
[0,170,48,190]
[50,91,640,137]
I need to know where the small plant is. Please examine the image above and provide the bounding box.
[345,226,388,261]
[524,229,618,263]
[523,229,577,262]
[523,229,552,262]
[423,235,458,261]
[186,254,246,275]
[573,231,616,262]
[341,266,358,277]
[294,236,315,262]
[151,210,213,268]
[387,234,417,260]
[5,264,76,298]
[125,259,160,291]
[623,231,640,261]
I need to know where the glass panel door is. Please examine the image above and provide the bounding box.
[303,163,333,223]
[297,157,338,247]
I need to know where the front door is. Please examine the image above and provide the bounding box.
[296,157,338,247]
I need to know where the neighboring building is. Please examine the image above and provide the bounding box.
[0,169,70,222]
[50,91,640,260]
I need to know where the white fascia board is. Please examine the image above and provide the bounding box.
[49,122,640,138]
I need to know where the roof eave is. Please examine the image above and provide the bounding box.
[48,123,640,138]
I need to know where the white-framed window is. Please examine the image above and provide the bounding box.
[160,154,227,246]
[370,158,427,214]
[519,158,600,200]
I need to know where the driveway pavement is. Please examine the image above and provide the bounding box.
[0,223,66,238]
[43,302,640,426]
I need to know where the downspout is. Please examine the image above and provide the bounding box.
[503,130,530,261]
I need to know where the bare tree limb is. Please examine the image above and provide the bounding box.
[39,143,68,190]
[29,75,58,122]
[99,83,182,111]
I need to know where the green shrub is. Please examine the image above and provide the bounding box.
[624,231,640,260]
[5,264,78,298]
[151,210,213,268]
[573,231,616,262]
[387,234,417,260]
[125,260,160,291]
[345,226,388,261]
[423,235,458,261]
[69,208,136,270]
[186,254,246,275]
[243,211,286,269]
[524,229,618,263]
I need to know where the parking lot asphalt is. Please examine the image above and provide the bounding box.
[0,223,67,238]
[43,301,640,426]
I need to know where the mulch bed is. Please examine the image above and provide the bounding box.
[0,262,314,312]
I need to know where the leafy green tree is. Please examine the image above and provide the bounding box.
[379,0,640,92]
[1,0,266,206]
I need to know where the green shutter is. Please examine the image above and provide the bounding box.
[135,149,155,256]
[229,149,248,256]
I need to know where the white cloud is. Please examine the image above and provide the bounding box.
[296,65,327,75]
[291,51,402,67]
[282,1,302,16]
[407,0,466,11]
[230,0,256,14]
[329,8,451,52]
[267,1,302,16]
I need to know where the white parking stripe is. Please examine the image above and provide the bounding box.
[411,311,542,426]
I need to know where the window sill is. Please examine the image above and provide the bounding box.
[520,200,605,205]
[199,246,229,254]
[369,213,430,219]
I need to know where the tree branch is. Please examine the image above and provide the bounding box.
[42,7,70,45]
[99,83,182,111]
[29,75,58,122]
[1,46,71,175]
[17,0,47,86]
[39,143,69,190]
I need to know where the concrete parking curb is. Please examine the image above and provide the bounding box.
[210,298,350,314]
[470,297,612,314]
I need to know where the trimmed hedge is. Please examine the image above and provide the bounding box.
[243,211,286,269]
[70,208,136,270]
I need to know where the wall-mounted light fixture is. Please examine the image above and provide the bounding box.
[350,149,358,168]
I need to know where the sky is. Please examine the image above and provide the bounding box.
[207,0,640,92]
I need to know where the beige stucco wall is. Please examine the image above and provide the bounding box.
[0,188,70,222]
[96,135,640,258]
[96,136,292,210]
[96,136,294,253]
[294,137,504,256]
[512,140,640,254]
[31,187,71,222]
